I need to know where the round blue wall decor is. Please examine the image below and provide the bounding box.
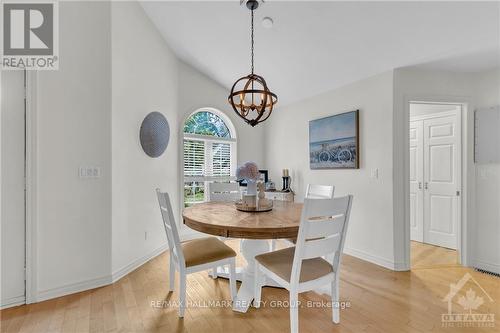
[140,112,170,158]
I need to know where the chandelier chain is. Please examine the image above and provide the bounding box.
[228,0,277,127]
[251,8,254,75]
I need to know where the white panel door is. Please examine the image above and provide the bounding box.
[409,121,423,242]
[423,112,461,250]
[1,71,26,307]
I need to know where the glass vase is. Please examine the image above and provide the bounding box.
[246,179,257,195]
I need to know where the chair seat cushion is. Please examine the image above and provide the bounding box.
[255,247,333,283]
[182,237,236,268]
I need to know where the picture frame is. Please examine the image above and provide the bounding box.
[309,110,360,169]
[258,169,268,183]
[238,169,268,186]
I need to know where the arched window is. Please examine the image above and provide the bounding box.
[183,109,236,206]
[183,111,231,138]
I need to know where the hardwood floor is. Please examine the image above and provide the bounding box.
[1,240,499,333]
[411,241,458,269]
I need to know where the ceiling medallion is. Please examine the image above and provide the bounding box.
[228,0,278,127]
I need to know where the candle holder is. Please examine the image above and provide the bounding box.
[282,176,291,192]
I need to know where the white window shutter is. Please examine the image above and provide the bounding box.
[212,142,231,177]
[183,137,236,205]
[183,140,205,178]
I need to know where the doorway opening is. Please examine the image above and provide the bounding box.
[408,102,463,269]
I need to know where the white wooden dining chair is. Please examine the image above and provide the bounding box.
[254,195,353,333]
[207,181,241,278]
[208,182,240,202]
[285,184,336,246]
[156,189,237,317]
[306,184,335,199]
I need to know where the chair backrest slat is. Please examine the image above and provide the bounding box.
[156,189,185,268]
[208,182,240,202]
[302,234,341,260]
[301,196,348,220]
[305,214,344,239]
[306,184,335,199]
[291,195,353,285]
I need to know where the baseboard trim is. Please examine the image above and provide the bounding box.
[36,275,111,303]
[393,261,410,271]
[344,247,399,271]
[473,259,500,275]
[111,243,170,283]
[111,230,208,283]
[30,231,208,304]
[1,296,25,309]
[35,243,172,303]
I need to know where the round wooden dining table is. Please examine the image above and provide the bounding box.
[182,200,302,313]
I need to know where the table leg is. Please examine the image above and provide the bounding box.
[232,239,270,313]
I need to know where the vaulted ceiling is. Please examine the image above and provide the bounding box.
[141,1,499,106]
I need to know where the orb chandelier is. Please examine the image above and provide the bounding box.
[228,0,278,127]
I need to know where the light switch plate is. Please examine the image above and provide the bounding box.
[79,166,101,179]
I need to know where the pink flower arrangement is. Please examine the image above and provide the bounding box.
[236,161,260,181]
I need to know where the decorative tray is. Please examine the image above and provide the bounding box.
[235,200,273,212]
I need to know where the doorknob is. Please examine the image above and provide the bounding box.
[424,182,428,190]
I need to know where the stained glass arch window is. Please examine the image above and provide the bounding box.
[183,110,233,138]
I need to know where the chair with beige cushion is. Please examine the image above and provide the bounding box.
[254,195,353,333]
[156,189,237,317]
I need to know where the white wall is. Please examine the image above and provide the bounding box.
[470,69,500,273]
[265,71,397,269]
[178,62,266,167]
[393,67,500,272]
[111,1,179,276]
[35,1,112,300]
[1,71,27,307]
[410,103,461,117]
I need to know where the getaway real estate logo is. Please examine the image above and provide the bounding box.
[1,1,58,69]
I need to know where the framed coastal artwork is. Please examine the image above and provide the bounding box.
[309,110,359,169]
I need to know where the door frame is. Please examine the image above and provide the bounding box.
[25,71,38,304]
[401,95,472,270]
[0,70,36,308]
[409,119,424,243]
